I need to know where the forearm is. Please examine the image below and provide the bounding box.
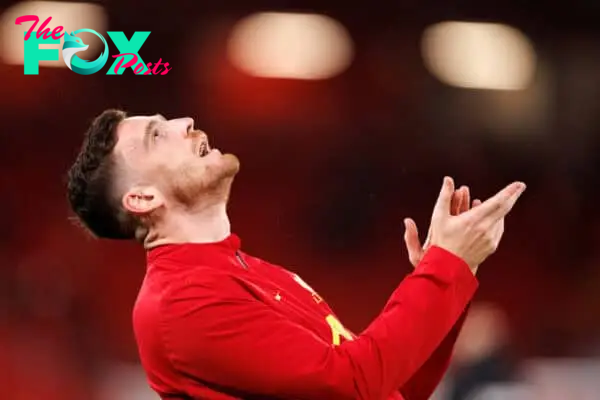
[344,246,477,399]
[400,307,470,400]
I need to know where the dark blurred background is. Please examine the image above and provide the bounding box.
[1,0,600,399]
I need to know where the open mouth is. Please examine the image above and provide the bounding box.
[197,135,210,157]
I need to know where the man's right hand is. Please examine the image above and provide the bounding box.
[428,177,525,271]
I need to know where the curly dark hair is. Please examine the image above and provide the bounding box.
[67,109,142,240]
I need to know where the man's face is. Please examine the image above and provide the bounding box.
[113,114,239,211]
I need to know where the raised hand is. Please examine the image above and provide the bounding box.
[407,177,525,274]
[404,185,474,268]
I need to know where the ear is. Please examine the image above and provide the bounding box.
[122,186,164,215]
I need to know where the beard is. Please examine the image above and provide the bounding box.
[168,153,240,210]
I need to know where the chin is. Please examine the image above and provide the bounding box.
[201,153,239,191]
[170,152,240,206]
[222,153,240,176]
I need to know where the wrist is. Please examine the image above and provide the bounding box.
[427,245,479,276]
[418,246,479,288]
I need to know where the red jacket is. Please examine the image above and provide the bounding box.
[133,234,477,399]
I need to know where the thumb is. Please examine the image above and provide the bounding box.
[432,177,455,220]
[404,218,423,266]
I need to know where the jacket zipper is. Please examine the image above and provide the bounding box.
[235,250,249,269]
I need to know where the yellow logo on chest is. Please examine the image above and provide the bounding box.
[291,273,354,345]
[325,314,355,345]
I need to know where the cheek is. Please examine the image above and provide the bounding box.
[143,156,169,176]
[144,148,216,183]
[172,158,209,181]
[151,148,190,170]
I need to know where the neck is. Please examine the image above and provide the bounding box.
[144,201,231,249]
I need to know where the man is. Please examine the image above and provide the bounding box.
[66,109,525,400]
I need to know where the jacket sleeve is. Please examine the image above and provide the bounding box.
[160,246,478,400]
[399,307,470,400]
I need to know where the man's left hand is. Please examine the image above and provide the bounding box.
[403,185,479,268]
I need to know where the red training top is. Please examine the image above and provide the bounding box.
[133,234,478,400]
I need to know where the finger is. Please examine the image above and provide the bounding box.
[460,186,471,213]
[452,186,467,215]
[465,182,526,222]
[472,198,482,207]
[404,218,422,252]
[450,190,461,216]
[403,218,423,265]
[432,177,455,220]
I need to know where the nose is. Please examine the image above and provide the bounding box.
[170,117,194,136]
[183,118,194,134]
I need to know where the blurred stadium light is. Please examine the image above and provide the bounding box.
[96,363,159,400]
[421,21,536,90]
[467,383,535,400]
[523,359,600,400]
[227,12,354,80]
[0,1,107,68]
